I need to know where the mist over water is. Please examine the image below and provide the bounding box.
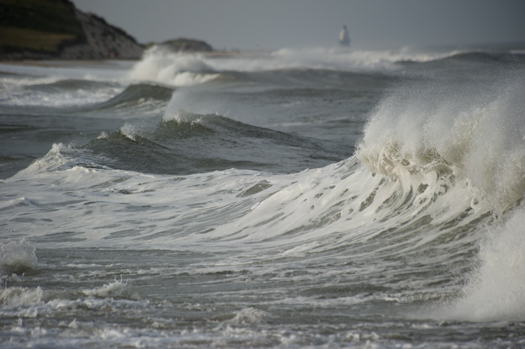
[1,44,525,348]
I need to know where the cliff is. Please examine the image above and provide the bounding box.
[0,0,143,60]
[61,10,144,59]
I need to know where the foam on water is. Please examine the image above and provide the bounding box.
[0,74,125,108]
[83,280,134,299]
[0,287,43,308]
[0,62,130,81]
[227,307,272,325]
[5,84,124,108]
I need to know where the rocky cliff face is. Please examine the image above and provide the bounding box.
[60,10,144,59]
[0,0,143,60]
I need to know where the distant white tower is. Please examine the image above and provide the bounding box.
[339,25,350,46]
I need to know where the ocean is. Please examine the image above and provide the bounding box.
[1,44,525,348]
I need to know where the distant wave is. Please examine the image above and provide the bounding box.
[398,50,525,69]
[127,46,460,86]
[128,46,223,86]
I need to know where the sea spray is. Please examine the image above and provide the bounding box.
[0,239,38,274]
[432,207,525,322]
[357,74,525,213]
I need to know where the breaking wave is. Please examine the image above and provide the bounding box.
[128,46,222,86]
[357,74,525,213]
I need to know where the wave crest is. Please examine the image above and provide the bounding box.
[357,75,525,213]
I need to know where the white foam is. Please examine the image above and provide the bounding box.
[0,286,43,307]
[227,307,271,325]
[0,62,129,81]
[281,241,320,257]
[0,63,127,107]
[83,280,133,299]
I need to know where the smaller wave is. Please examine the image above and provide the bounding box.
[128,46,222,86]
[226,307,272,325]
[0,286,43,307]
[15,105,349,178]
[83,280,136,299]
[84,110,346,175]
[86,83,175,110]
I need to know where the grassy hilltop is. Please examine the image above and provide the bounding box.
[0,0,85,56]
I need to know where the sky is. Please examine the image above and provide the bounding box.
[72,0,525,50]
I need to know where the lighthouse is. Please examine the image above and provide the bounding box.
[339,25,350,46]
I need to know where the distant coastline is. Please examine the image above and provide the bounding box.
[0,0,214,61]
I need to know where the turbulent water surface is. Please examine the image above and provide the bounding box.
[1,44,525,348]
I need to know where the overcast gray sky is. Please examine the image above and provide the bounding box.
[72,0,525,50]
